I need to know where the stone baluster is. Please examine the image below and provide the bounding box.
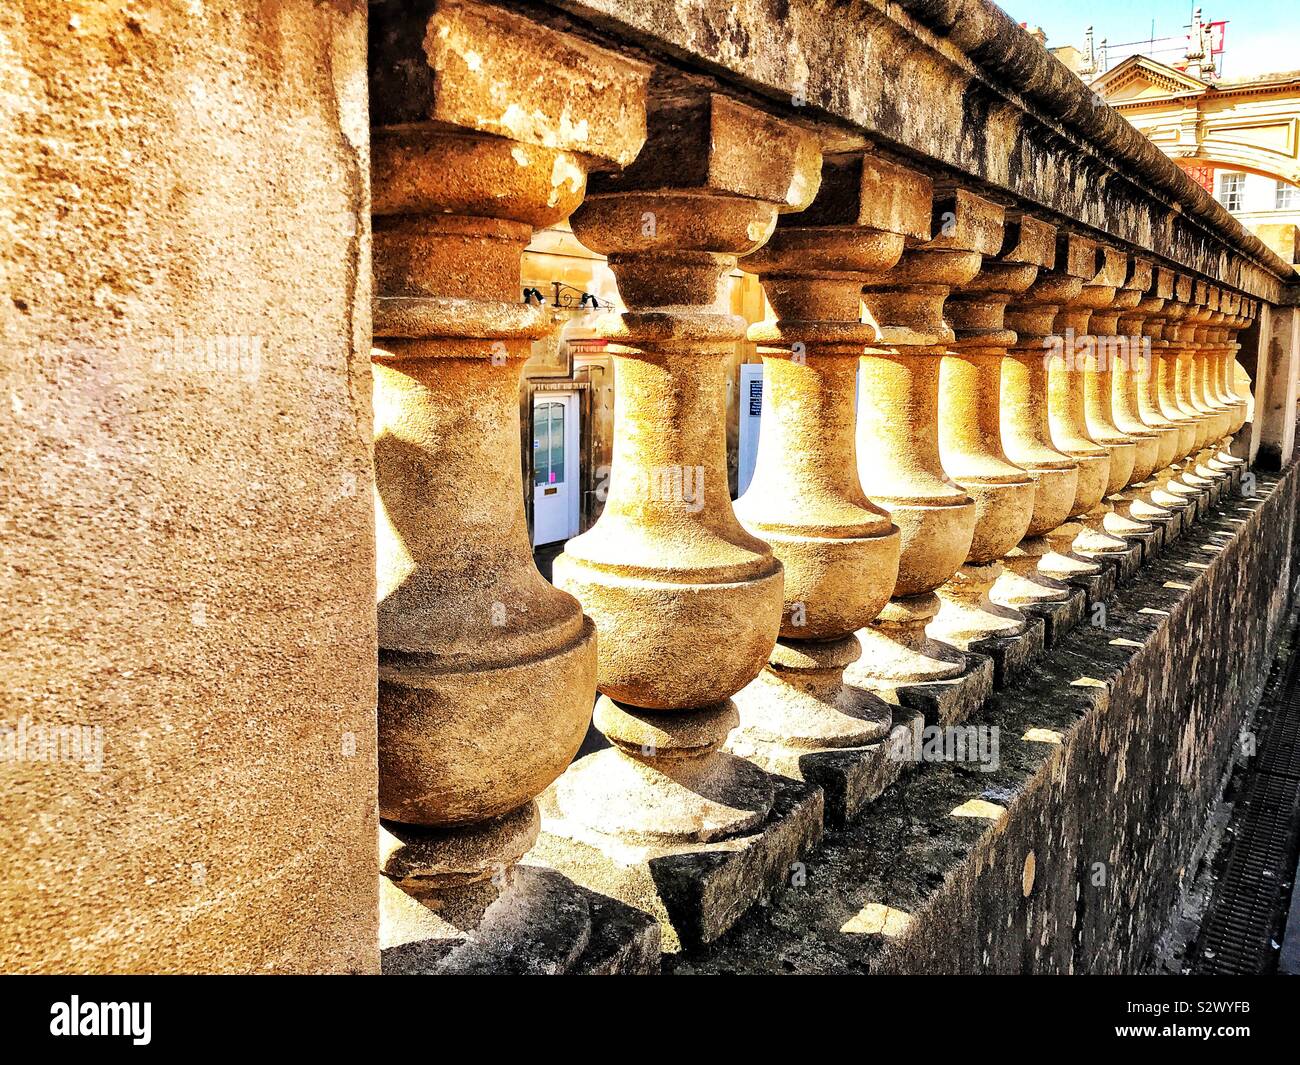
[1081,254,1164,559]
[1209,292,1234,407]
[1168,281,1224,501]
[1109,264,1180,531]
[1046,244,1142,569]
[1195,286,1235,450]
[1204,288,1234,421]
[1231,295,1254,442]
[1085,256,1164,541]
[1180,281,1230,478]
[1192,286,1241,482]
[724,152,927,825]
[1147,275,1213,513]
[369,0,649,972]
[1066,248,1137,490]
[1220,295,1252,439]
[1129,268,1200,516]
[843,184,987,689]
[1242,299,1260,435]
[1050,245,1154,574]
[1205,288,1249,469]
[1000,234,1102,592]
[930,210,1052,647]
[1035,241,1115,518]
[1128,267,1183,472]
[549,94,823,923]
[1159,275,1209,462]
[1095,257,1159,489]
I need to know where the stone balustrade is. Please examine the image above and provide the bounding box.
[369,0,650,972]
[12,0,1300,977]
[723,152,916,825]
[935,213,1054,651]
[359,0,1299,970]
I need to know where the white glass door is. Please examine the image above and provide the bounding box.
[532,392,580,546]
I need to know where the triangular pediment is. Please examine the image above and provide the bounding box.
[1093,55,1210,102]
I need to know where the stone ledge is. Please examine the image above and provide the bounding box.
[1118,525,1161,564]
[379,866,661,974]
[1091,542,1143,584]
[1021,587,1086,648]
[546,0,1294,300]
[872,653,995,728]
[1064,565,1115,606]
[534,776,823,952]
[732,706,927,829]
[965,616,1047,688]
[1134,511,1176,552]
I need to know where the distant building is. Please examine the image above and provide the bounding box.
[1090,56,1300,265]
[1038,10,1298,265]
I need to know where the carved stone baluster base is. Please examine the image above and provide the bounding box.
[849,593,965,684]
[381,806,583,975]
[538,704,823,953]
[989,555,1087,648]
[1006,527,1115,606]
[726,636,905,825]
[932,561,1025,641]
[928,561,1048,686]
[1109,484,1177,535]
[557,700,774,844]
[846,593,995,728]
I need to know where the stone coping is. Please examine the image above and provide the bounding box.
[545,0,1298,301]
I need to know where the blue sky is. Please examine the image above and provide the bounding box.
[997,1,1298,77]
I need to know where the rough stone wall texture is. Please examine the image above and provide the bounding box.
[1255,306,1300,471]
[878,468,1298,974]
[0,1,378,973]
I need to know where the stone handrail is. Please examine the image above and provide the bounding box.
[547,0,1298,301]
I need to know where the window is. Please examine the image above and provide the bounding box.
[1217,172,1245,212]
[1277,180,1298,210]
[532,401,565,487]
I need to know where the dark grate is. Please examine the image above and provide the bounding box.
[1255,702,1300,781]
[1193,640,1300,975]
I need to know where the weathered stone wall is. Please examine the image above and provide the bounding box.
[877,466,1298,973]
[1255,306,1300,471]
[667,465,1298,974]
[0,1,378,973]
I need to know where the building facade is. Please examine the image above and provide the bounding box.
[1091,57,1300,265]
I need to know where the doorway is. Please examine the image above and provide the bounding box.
[531,391,580,546]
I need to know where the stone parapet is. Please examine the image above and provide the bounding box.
[666,458,1297,974]
[547,0,1298,303]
